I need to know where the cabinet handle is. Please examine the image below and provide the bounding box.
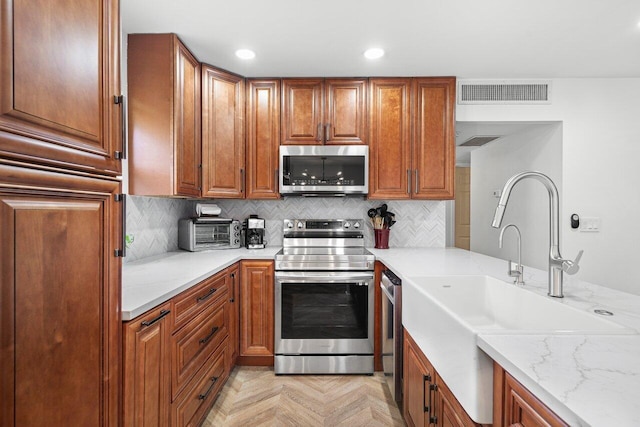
[240,168,245,193]
[196,288,217,302]
[198,376,219,400]
[415,169,419,194]
[325,123,330,143]
[114,95,126,160]
[114,193,126,257]
[407,170,412,194]
[423,374,433,414]
[317,123,323,142]
[141,309,170,328]
[429,383,438,424]
[229,273,236,303]
[274,169,279,193]
[199,326,220,345]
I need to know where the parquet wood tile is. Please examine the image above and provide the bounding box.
[203,366,406,426]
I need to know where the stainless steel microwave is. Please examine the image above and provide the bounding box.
[178,218,241,251]
[279,145,369,196]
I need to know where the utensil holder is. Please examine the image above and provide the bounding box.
[374,229,390,249]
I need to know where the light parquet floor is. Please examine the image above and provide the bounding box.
[203,366,406,427]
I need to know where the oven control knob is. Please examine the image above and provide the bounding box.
[344,222,351,229]
[286,221,293,229]
[353,221,360,229]
[297,221,304,229]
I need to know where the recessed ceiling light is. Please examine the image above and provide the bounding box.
[364,48,385,59]
[235,49,255,60]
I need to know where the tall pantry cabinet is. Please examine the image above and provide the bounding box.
[0,0,123,426]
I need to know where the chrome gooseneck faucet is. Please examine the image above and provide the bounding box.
[491,171,583,298]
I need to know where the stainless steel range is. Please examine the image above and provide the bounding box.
[274,219,375,375]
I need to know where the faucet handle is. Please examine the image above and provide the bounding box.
[563,250,584,275]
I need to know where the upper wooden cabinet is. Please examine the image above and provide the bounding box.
[246,79,281,199]
[128,33,201,197]
[369,77,455,200]
[281,78,367,145]
[201,65,245,198]
[0,161,122,426]
[0,0,122,176]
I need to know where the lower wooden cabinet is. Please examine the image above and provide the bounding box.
[493,362,568,427]
[123,263,240,426]
[238,260,274,366]
[403,331,479,427]
[227,263,240,368]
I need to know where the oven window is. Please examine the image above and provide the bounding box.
[195,224,230,245]
[281,283,368,339]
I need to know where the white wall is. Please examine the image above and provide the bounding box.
[458,78,640,296]
[470,123,562,272]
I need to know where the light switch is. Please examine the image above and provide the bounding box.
[579,217,601,232]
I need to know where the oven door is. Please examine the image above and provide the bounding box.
[274,271,374,355]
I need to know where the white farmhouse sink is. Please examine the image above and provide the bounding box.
[402,275,636,424]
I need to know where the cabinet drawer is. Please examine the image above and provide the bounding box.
[172,340,228,427]
[172,269,228,331]
[172,298,229,399]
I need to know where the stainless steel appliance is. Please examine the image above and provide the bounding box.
[279,145,369,196]
[243,215,266,249]
[178,218,241,251]
[381,269,402,402]
[274,219,375,374]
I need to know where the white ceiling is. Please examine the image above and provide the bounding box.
[122,0,640,78]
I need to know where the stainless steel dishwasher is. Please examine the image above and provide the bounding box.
[380,269,402,402]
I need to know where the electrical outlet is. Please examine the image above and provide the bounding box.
[579,217,601,232]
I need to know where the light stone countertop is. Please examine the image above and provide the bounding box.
[123,246,640,425]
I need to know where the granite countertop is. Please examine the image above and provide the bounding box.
[123,246,640,425]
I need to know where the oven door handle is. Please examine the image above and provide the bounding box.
[275,271,374,282]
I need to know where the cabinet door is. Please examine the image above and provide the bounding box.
[0,0,122,176]
[434,375,477,427]
[0,162,121,426]
[324,79,367,145]
[281,79,324,145]
[123,303,172,427]
[246,79,280,199]
[368,78,412,199]
[411,77,456,200]
[403,331,433,427]
[128,34,201,197]
[238,260,274,365]
[201,65,245,198]
[227,264,240,368]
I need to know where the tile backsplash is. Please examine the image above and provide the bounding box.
[125,196,445,262]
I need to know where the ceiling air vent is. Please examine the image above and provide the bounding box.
[458,80,551,105]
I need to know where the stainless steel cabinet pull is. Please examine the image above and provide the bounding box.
[198,376,219,400]
[199,326,219,345]
[141,309,170,328]
[196,288,217,302]
[317,123,323,142]
[407,170,412,194]
[229,273,236,303]
[414,169,419,194]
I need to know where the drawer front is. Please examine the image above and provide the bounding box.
[172,269,228,332]
[172,298,229,399]
[172,340,228,427]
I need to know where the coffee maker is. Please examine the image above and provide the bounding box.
[243,215,266,249]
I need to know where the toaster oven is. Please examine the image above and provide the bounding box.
[178,218,241,251]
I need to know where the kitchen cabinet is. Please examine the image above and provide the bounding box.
[493,362,568,427]
[238,260,275,365]
[201,65,245,198]
[246,79,281,199]
[281,78,367,145]
[0,0,122,176]
[227,263,241,367]
[403,331,479,427]
[128,33,201,197]
[123,303,172,427]
[369,77,455,200]
[0,161,122,426]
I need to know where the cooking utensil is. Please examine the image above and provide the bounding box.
[367,208,377,218]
